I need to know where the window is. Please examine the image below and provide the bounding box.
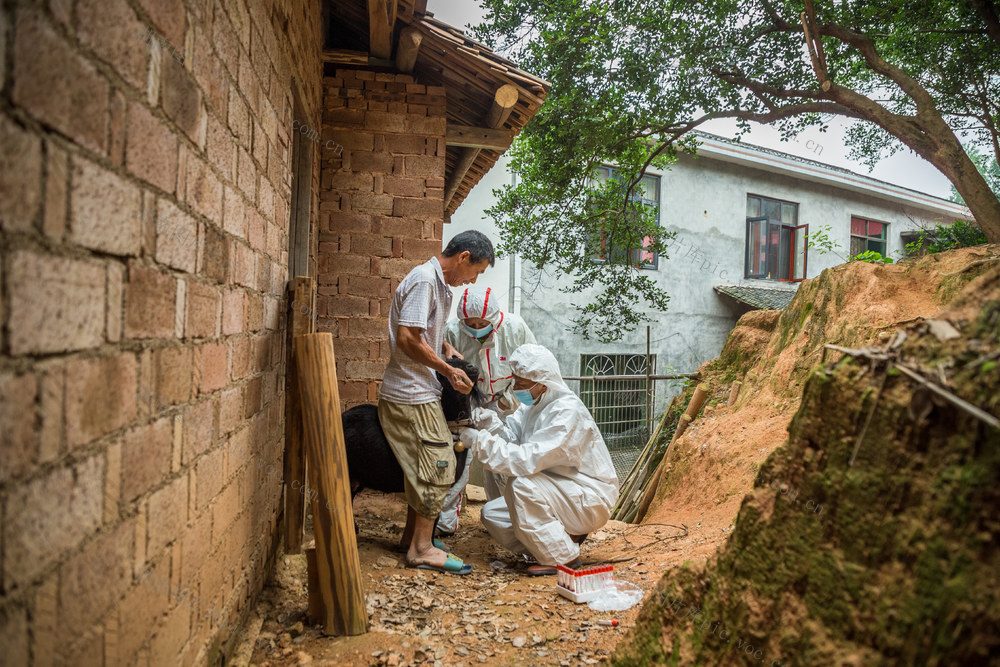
[850,217,888,257]
[579,353,654,438]
[745,195,807,281]
[592,166,661,269]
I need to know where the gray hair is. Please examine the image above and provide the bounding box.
[442,230,495,267]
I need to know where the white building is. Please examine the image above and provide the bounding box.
[444,131,973,444]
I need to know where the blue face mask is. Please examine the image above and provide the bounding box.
[463,322,493,338]
[514,386,538,406]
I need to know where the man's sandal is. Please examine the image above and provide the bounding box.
[407,553,473,576]
[395,538,448,554]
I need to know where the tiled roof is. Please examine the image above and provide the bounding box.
[714,284,798,310]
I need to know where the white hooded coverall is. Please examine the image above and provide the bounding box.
[470,344,619,567]
[438,288,537,532]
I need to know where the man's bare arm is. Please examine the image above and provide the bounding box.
[397,326,472,393]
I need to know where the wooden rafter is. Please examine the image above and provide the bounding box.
[367,0,392,59]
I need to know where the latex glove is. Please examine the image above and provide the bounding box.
[471,407,503,434]
[458,427,480,449]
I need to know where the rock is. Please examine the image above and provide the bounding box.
[512,635,527,648]
[465,485,487,502]
[377,556,399,568]
[286,621,304,638]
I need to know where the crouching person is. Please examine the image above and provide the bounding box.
[459,344,619,575]
[379,230,495,576]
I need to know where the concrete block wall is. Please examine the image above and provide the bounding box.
[0,0,321,664]
[317,69,447,408]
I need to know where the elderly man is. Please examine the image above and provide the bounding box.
[378,230,494,575]
[459,344,619,575]
[437,287,537,535]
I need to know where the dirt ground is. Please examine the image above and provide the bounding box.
[239,488,736,667]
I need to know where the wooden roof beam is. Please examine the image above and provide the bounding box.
[446,124,514,151]
[368,0,392,59]
[396,26,422,73]
[444,85,519,208]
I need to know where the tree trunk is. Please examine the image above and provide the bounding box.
[928,144,1000,243]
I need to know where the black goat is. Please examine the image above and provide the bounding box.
[342,357,482,501]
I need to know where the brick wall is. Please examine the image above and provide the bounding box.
[318,69,447,408]
[0,1,321,664]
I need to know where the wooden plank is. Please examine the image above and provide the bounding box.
[322,49,369,65]
[446,124,513,150]
[367,0,392,59]
[283,276,315,554]
[296,333,368,636]
[396,26,422,73]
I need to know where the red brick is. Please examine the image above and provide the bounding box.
[197,342,227,393]
[66,353,137,448]
[201,224,230,283]
[156,199,197,272]
[154,345,193,407]
[206,116,235,182]
[377,257,421,280]
[223,186,246,238]
[8,250,105,354]
[125,264,176,339]
[147,474,188,557]
[71,155,143,255]
[326,129,374,151]
[13,10,109,153]
[126,101,178,194]
[182,399,216,463]
[118,557,169,665]
[347,316,388,338]
[327,170,374,191]
[407,115,447,136]
[382,176,424,198]
[393,196,442,221]
[41,139,68,239]
[233,242,256,287]
[364,110,406,132]
[237,147,256,200]
[77,0,148,91]
[345,360,386,379]
[39,366,64,463]
[211,481,240,543]
[122,416,171,502]
[194,446,225,509]
[185,281,220,338]
[2,454,103,590]
[228,87,250,144]
[229,337,252,379]
[327,211,372,234]
[161,54,204,144]
[136,0,185,46]
[384,135,428,155]
[0,372,38,482]
[247,207,264,249]
[346,275,390,298]
[59,518,133,635]
[376,216,424,238]
[218,386,243,434]
[349,151,393,174]
[403,155,444,179]
[402,238,443,260]
[222,289,245,335]
[0,114,42,232]
[180,508,211,583]
[349,233,393,257]
[243,376,261,418]
[323,107,364,127]
[426,176,445,189]
[186,154,223,222]
[149,604,190,666]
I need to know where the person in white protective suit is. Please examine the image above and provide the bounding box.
[458,344,620,575]
[436,287,537,535]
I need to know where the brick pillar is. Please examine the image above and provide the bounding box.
[318,70,447,408]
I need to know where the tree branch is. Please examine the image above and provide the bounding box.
[967,0,1000,44]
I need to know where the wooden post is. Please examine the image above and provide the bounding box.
[283,277,315,554]
[396,26,422,73]
[367,0,392,59]
[296,333,368,636]
[634,465,663,524]
[305,547,324,624]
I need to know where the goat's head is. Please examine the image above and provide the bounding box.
[437,357,484,422]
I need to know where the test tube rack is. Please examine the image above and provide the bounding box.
[555,564,614,603]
